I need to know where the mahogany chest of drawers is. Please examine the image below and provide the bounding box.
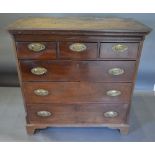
[8,17,151,134]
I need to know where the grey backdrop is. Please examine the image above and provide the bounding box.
[0,13,154,90]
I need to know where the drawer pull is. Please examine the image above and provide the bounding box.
[31,67,47,75]
[106,90,121,97]
[104,111,118,118]
[34,89,49,96]
[69,43,87,52]
[28,43,46,52]
[112,44,128,53]
[37,111,52,117]
[108,68,124,76]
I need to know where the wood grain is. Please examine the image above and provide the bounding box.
[26,103,129,124]
[8,17,151,134]
[8,17,151,33]
[100,43,139,59]
[23,82,132,104]
[59,42,98,59]
[19,60,136,82]
[16,42,57,59]
[13,34,144,42]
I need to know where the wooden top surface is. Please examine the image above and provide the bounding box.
[8,17,151,33]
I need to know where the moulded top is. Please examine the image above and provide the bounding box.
[8,17,152,34]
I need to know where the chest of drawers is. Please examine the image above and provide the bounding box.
[8,17,151,134]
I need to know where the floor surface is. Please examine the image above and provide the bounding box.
[0,87,155,142]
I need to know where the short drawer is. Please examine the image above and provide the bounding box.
[19,60,136,82]
[23,82,132,104]
[59,42,98,59]
[100,43,139,59]
[27,103,129,124]
[16,42,57,59]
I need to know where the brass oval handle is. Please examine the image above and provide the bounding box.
[31,67,47,75]
[108,68,124,76]
[28,43,46,52]
[106,90,121,97]
[69,43,87,52]
[104,111,118,118]
[34,89,49,96]
[112,44,128,53]
[37,111,52,117]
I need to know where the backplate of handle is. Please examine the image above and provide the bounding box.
[37,111,52,117]
[112,44,128,53]
[69,43,87,52]
[34,89,49,96]
[104,111,118,118]
[108,68,124,76]
[28,43,46,52]
[106,90,121,97]
[31,67,47,75]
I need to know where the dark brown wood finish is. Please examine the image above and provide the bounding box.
[19,60,136,82]
[8,17,151,134]
[26,103,129,124]
[59,42,98,59]
[23,82,132,104]
[16,42,57,59]
[100,43,139,59]
[13,34,144,42]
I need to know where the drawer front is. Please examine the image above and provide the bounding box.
[23,82,132,104]
[100,43,139,59]
[19,60,136,82]
[16,42,57,59]
[59,42,98,59]
[27,103,128,124]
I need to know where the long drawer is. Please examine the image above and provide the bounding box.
[27,103,129,124]
[23,82,132,104]
[19,60,136,82]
